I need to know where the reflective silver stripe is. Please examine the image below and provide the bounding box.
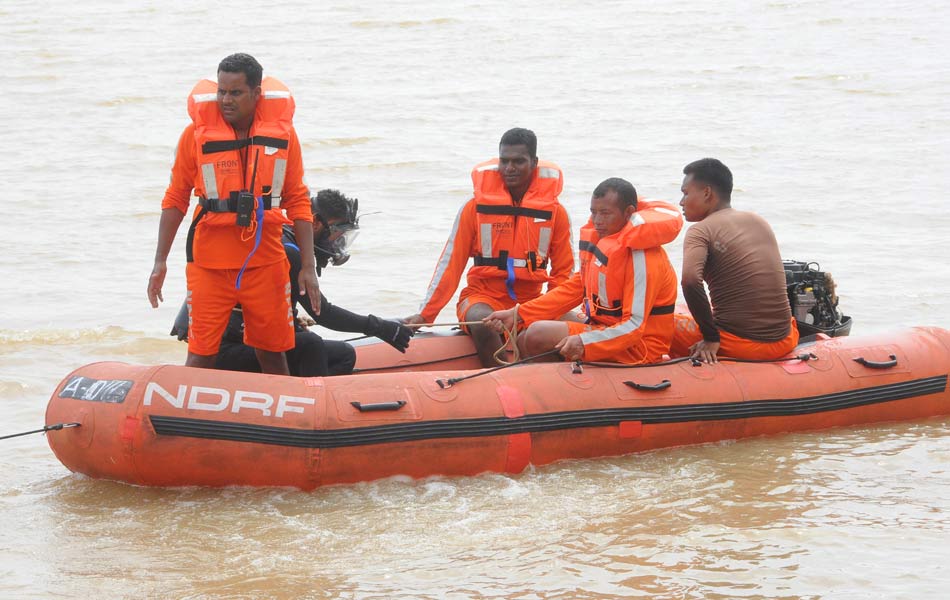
[567,210,576,268]
[480,223,493,258]
[655,207,680,217]
[201,163,219,200]
[270,158,287,207]
[630,212,646,226]
[598,272,608,306]
[538,167,559,179]
[192,93,217,103]
[580,249,647,345]
[420,205,466,310]
[476,164,499,172]
[264,90,291,99]
[537,226,551,259]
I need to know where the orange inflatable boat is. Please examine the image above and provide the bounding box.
[46,327,950,490]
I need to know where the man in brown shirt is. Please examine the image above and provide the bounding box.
[670,158,799,363]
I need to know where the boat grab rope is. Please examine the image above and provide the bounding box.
[0,422,80,441]
[575,352,819,371]
[436,349,562,389]
[437,351,819,389]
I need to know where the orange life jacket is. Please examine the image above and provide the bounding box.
[579,199,682,322]
[468,158,564,292]
[187,76,295,230]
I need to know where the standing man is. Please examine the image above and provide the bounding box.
[170,189,413,376]
[485,178,681,363]
[403,128,575,367]
[147,53,319,375]
[671,158,799,363]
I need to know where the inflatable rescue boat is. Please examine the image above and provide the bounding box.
[45,325,950,490]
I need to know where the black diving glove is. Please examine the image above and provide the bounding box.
[364,314,414,353]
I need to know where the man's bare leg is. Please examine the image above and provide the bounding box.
[465,302,507,368]
[520,321,571,361]
[186,352,217,369]
[255,348,290,375]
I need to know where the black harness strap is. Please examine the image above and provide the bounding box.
[578,240,610,266]
[473,252,548,271]
[201,135,289,155]
[198,195,273,213]
[475,204,552,220]
[185,207,208,263]
[591,301,675,319]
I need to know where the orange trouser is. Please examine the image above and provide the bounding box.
[455,281,532,334]
[564,321,652,364]
[186,259,294,356]
[670,314,800,360]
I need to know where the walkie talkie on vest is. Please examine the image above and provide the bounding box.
[235,148,261,227]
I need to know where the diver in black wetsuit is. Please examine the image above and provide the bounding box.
[171,189,413,376]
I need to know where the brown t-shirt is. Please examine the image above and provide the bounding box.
[681,208,791,342]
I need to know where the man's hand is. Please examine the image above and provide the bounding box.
[365,315,414,353]
[689,340,720,363]
[483,308,517,333]
[296,314,316,328]
[148,261,167,308]
[555,334,585,361]
[402,314,427,329]
[298,268,321,316]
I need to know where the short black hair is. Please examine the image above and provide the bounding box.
[499,127,538,158]
[218,53,263,88]
[592,177,637,211]
[683,158,733,201]
[313,189,355,221]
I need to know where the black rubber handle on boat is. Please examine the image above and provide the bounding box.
[853,355,898,369]
[350,400,407,412]
[622,379,672,391]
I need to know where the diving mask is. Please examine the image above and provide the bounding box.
[312,191,360,274]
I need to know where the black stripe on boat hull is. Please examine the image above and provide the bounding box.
[148,375,948,449]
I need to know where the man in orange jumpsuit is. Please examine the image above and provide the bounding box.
[671,158,799,363]
[485,178,681,363]
[147,53,319,375]
[403,128,574,367]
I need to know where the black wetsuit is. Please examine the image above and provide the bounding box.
[171,229,411,376]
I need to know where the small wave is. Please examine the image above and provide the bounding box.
[0,327,180,359]
[0,325,136,347]
[0,380,28,396]
[311,136,377,148]
[842,88,898,97]
[96,96,148,107]
[350,17,458,29]
[308,160,433,173]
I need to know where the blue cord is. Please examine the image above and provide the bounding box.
[235,199,265,290]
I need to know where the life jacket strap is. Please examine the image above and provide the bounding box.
[578,240,609,266]
[201,135,289,155]
[185,207,208,263]
[473,254,549,271]
[649,303,675,316]
[475,204,553,220]
[199,195,273,212]
[590,301,675,318]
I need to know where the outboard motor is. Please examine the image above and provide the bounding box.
[783,260,852,337]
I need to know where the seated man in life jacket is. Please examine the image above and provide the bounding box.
[484,178,682,364]
[670,158,799,363]
[403,128,575,367]
[171,189,413,376]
